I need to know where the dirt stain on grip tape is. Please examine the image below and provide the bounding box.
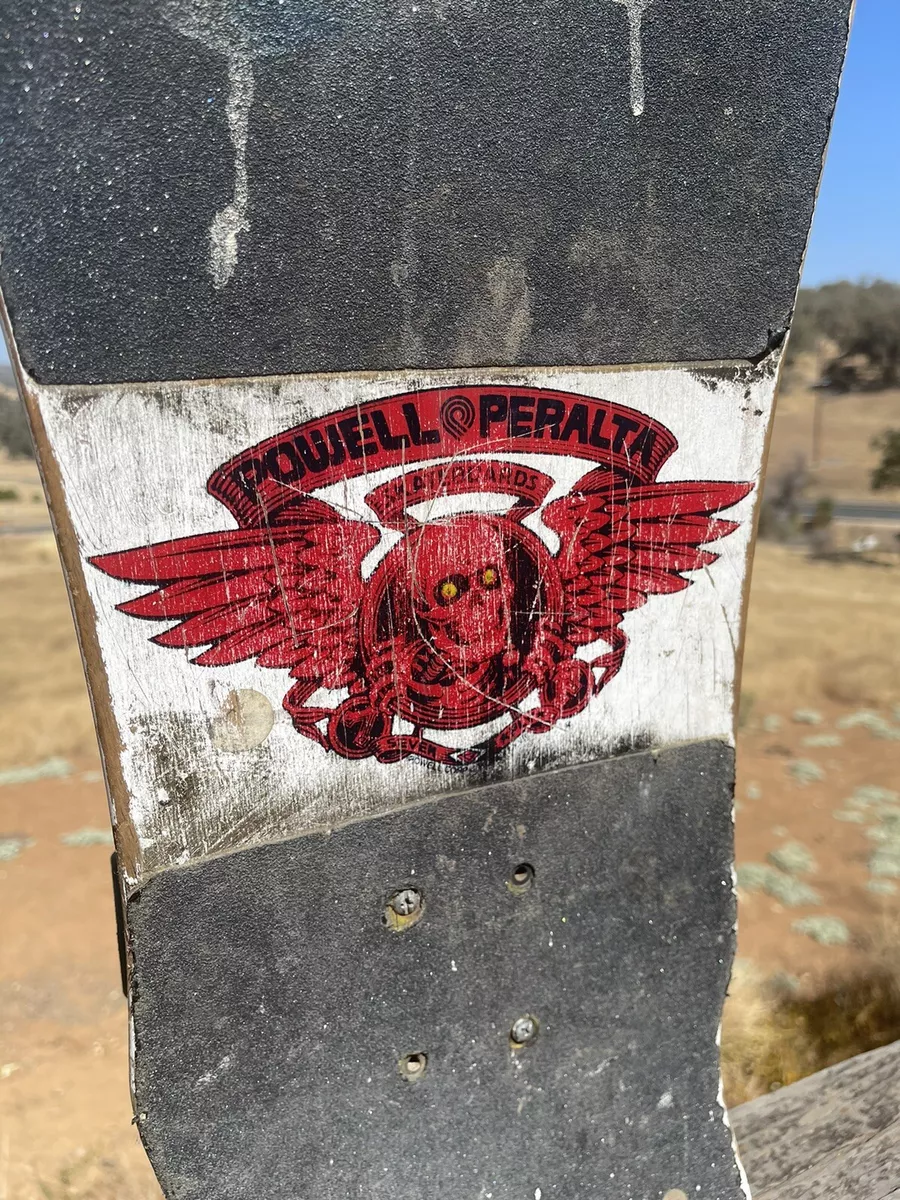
[454,254,534,366]
[611,0,652,117]
[160,0,346,289]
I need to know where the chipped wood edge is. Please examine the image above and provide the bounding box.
[0,288,143,883]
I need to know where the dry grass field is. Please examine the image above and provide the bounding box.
[0,533,100,771]
[725,542,900,1103]
[1,388,899,1197]
[0,455,49,534]
[767,384,900,504]
[741,541,900,711]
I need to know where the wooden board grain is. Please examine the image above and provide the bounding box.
[732,1040,900,1200]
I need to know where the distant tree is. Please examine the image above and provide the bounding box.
[805,495,834,557]
[0,386,34,458]
[871,430,900,491]
[757,454,808,540]
[784,280,900,391]
[808,496,834,529]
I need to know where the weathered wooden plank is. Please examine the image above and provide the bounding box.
[732,1040,900,1200]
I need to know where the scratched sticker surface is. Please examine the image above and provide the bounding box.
[27,363,773,883]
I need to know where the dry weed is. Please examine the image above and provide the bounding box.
[722,925,900,1106]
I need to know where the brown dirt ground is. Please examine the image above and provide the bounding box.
[1,770,161,1200]
[0,457,49,534]
[734,698,898,982]
[1,394,899,1195]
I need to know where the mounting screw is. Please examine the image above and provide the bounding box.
[510,1014,539,1049]
[399,1052,428,1082]
[383,887,424,932]
[392,888,421,916]
[507,862,535,894]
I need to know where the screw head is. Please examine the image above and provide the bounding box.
[391,888,421,916]
[383,888,425,932]
[510,1014,539,1048]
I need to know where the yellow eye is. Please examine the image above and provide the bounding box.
[482,566,499,588]
[435,573,468,606]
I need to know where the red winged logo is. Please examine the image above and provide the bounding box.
[91,386,751,766]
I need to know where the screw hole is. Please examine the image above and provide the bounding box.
[507,862,535,894]
[399,1052,428,1082]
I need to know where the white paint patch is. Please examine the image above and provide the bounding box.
[27,361,775,885]
[211,688,274,753]
[160,2,267,288]
[612,0,652,117]
[209,53,255,289]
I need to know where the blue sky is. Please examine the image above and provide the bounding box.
[801,0,900,286]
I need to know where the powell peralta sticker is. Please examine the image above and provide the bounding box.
[91,386,751,766]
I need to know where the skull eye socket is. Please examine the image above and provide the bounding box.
[481,566,501,589]
[436,574,469,606]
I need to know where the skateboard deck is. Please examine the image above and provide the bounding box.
[0,2,850,1197]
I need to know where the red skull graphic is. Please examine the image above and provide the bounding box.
[361,512,555,733]
[407,517,517,669]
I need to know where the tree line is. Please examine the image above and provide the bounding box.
[786,279,900,391]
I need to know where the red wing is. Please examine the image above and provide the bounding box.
[90,500,380,689]
[543,480,753,647]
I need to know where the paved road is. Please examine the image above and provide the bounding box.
[798,500,900,523]
[0,522,53,536]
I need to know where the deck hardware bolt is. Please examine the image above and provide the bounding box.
[399,1052,428,1081]
[510,1015,539,1048]
[507,862,535,894]
[391,888,421,916]
[383,887,425,931]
